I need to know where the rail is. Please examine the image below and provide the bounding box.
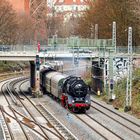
[38,103,78,140]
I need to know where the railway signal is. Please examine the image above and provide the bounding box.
[36,54,40,71]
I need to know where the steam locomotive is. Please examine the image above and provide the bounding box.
[40,67,91,113]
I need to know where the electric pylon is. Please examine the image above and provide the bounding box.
[125,27,133,111]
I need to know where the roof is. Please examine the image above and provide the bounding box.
[55,0,88,5]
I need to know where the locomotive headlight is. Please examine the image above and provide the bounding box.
[85,100,88,103]
[72,100,75,103]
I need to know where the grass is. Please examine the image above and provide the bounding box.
[0,61,29,80]
[88,67,140,119]
[0,61,29,72]
[99,68,140,119]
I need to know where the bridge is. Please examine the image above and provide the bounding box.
[0,43,140,98]
[0,45,140,61]
[0,49,97,61]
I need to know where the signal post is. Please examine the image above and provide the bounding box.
[31,43,43,97]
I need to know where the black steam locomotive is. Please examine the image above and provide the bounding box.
[40,67,91,113]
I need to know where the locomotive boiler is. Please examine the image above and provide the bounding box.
[40,67,91,112]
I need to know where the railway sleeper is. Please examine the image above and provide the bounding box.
[54,124,60,128]
[65,136,74,140]
[54,122,60,125]
[62,131,70,134]
[58,128,65,131]
[0,117,10,139]
[57,125,64,129]
[48,118,55,121]
[49,119,56,122]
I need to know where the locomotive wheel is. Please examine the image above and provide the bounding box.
[80,108,86,113]
[65,99,68,109]
[86,106,90,110]
[61,95,66,107]
[61,99,65,107]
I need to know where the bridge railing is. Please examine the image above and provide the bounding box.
[116,46,140,54]
[0,45,37,52]
[48,38,112,48]
[0,44,140,54]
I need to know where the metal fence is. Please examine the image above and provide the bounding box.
[0,41,140,54]
[48,38,112,48]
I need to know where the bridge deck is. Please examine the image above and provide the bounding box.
[0,50,140,61]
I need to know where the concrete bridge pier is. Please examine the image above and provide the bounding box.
[30,61,35,91]
[30,61,42,97]
[91,60,103,95]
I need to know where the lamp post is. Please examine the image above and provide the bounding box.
[95,24,98,39]
[90,25,94,38]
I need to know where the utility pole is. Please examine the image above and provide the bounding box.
[125,27,133,111]
[111,21,117,100]
[112,21,116,53]
[76,38,80,76]
[103,40,108,94]
[72,37,79,76]
[108,50,114,101]
[104,58,108,94]
[95,24,98,39]
[107,22,116,101]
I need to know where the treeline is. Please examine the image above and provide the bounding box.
[0,0,35,45]
[0,0,139,46]
[76,0,140,46]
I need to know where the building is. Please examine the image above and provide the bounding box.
[8,0,29,15]
[53,0,89,21]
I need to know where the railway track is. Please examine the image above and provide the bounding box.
[0,78,59,139]
[0,106,13,140]
[37,103,78,140]
[91,98,140,135]
[8,77,60,139]
[19,78,140,140]
[74,113,123,140]
[0,80,30,140]
[11,77,78,140]
[1,76,140,140]
[91,98,140,125]
[0,105,47,140]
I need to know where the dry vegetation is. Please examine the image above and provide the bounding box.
[107,68,140,119]
[77,0,140,46]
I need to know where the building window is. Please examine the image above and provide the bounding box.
[59,0,64,2]
[61,6,63,11]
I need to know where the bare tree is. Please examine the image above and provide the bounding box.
[0,0,18,44]
[30,0,48,44]
[16,15,35,44]
[77,0,140,46]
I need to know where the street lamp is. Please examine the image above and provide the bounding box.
[90,25,94,38]
[95,24,98,39]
